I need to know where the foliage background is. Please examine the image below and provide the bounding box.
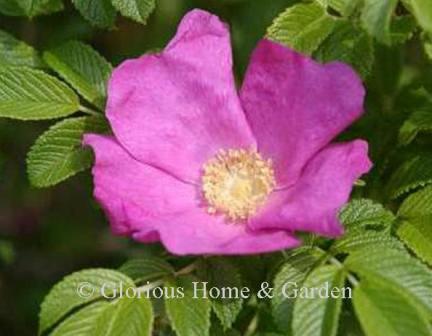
[1,0,432,335]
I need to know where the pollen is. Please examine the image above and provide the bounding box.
[202,148,276,221]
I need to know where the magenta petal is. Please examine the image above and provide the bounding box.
[107,9,255,183]
[84,134,299,255]
[250,140,372,237]
[150,209,300,255]
[83,134,197,238]
[241,39,366,187]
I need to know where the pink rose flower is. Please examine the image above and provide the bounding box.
[84,9,372,255]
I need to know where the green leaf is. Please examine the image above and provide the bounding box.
[397,217,432,266]
[398,185,432,217]
[111,0,156,24]
[272,248,322,332]
[315,21,374,78]
[339,199,395,231]
[331,231,404,254]
[43,41,112,109]
[345,247,432,315]
[0,67,79,120]
[387,153,432,198]
[27,116,108,188]
[51,296,153,336]
[361,0,398,44]
[403,0,432,34]
[91,296,153,336]
[398,106,432,145]
[353,280,432,336]
[39,268,135,335]
[15,0,63,17]
[0,29,42,68]
[267,2,336,54]
[119,256,175,283]
[165,276,211,336]
[72,0,116,29]
[50,301,111,336]
[397,186,432,265]
[292,265,346,336]
[199,258,243,330]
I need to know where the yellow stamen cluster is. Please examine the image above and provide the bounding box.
[202,148,276,221]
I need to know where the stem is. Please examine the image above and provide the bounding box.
[328,256,359,287]
[175,261,198,276]
[313,246,360,287]
[79,105,102,116]
[346,273,359,287]
[135,261,198,293]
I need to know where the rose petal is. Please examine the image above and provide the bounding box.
[241,39,365,187]
[250,140,372,237]
[83,134,197,237]
[84,134,299,255]
[146,209,300,255]
[107,9,255,183]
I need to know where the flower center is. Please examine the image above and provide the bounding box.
[202,148,276,221]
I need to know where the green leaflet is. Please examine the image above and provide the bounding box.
[292,265,346,336]
[89,296,153,336]
[0,67,79,120]
[331,231,404,254]
[43,41,113,109]
[387,153,432,199]
[39,268,135,334]
[397,186,432,265]
[0,29,42,68]
[315,21,374,79]
[111,0,156,24]
[50,295,153,336]
[50,301,111,336]
[71,0,116,29]
[27,116,109,188]
[398,105,432,145]
[165,276,211,336]
[397,217,432,266]
[334,199,401,255]
[361,0,398,45]
[267,2,336,54]
[398,185,432,217]
[346,247,432,315]
[339,199,395,231]
[353,280,432,336]
[198,258,244,330]
[272,248,322,333]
